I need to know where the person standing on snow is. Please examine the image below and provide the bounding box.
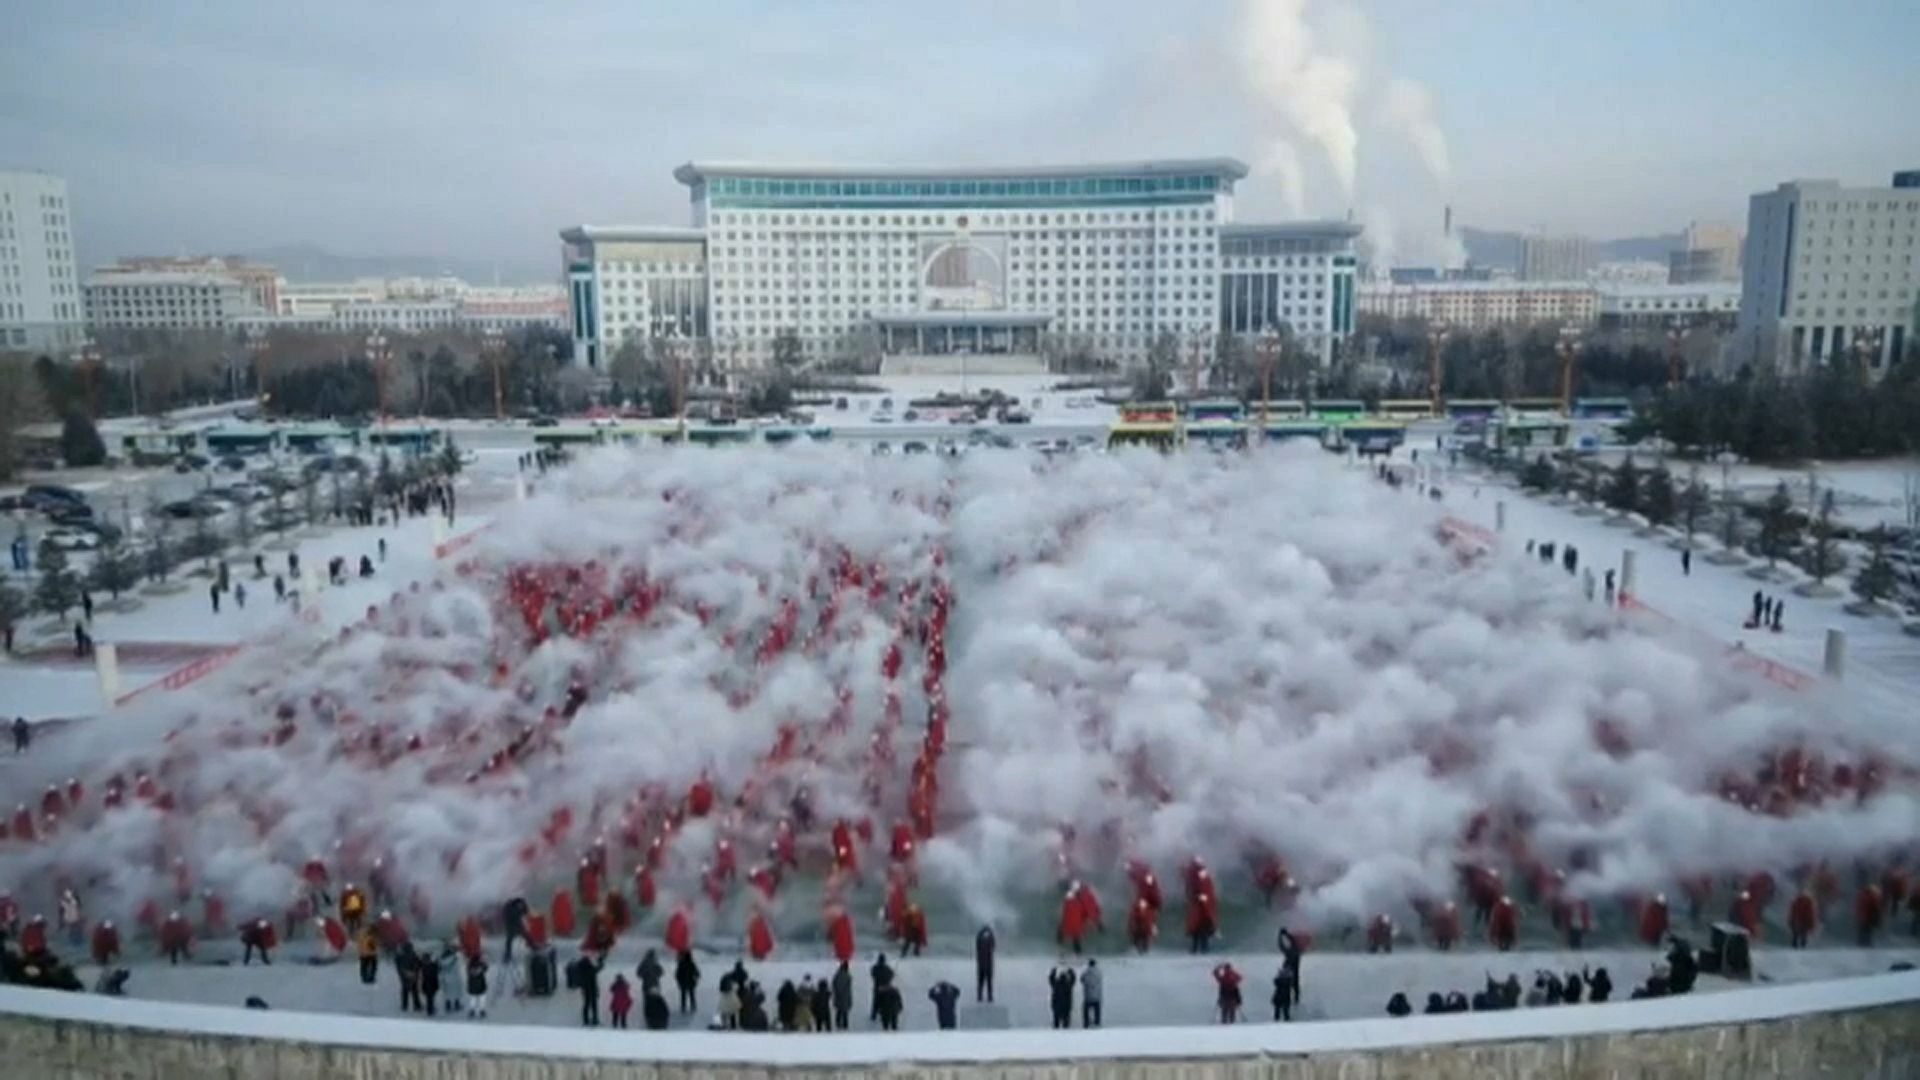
[673,949,700,1015]
[831,961,853,1030]
[608,973,633,1028]
[868,953,895,1022]
[1271,966,1296,1021]
[637,948,664,998]
[356,925,380,984]
[417,945,442,1016]
[928,979,961,1030]
[1081,959,1104,1028]
[974,925,996,1002]
[1047,960,1077,1030]
[1276,927,1304,1006]
[465,955,490,1018]
[1213,962,1244,1023]
[571,952,603,1026]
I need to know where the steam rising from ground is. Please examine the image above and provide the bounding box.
[3,447,1914,948]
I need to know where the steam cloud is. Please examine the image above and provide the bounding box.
[2,447,1913,951]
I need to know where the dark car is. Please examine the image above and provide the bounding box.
[0,495,27,513]
[25,484,87,505]
[218,455,248,472]
[174,453,211,473]
[529,416,559,428]
[44,502,96,523]
[902,441,930,454]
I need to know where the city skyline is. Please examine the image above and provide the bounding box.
[4,0,1917,279]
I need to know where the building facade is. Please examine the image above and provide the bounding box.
[561,158,1361,375]
[0,170,84,352]
[1737,172,1919,374]
[1668,221,1742,284]
[106,256,281,314]
[1356,280,1598,330]
[1594,282,1741,332]
[83,271,256,331]
[1519,234,1594,282]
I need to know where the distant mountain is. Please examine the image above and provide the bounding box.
[1457,227,1685,272]
[243,243,556,285]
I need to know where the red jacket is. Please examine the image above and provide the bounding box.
[1856,885,1884,930]
[1430,904,1461,949]
[1128,899,1157,944]
[91,923,121,965]
[1638,897,1669,946]
[1488,898,1518,946]
[1788,893,1817,936]
[1059,891,1086,942]
[748,912,774,960]
[665,909,692,954]
[828,910,855,963]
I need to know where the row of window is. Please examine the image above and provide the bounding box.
[709,207,1218,229]
[704,174,1224,200]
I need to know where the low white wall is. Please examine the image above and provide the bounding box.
[3,971,1918,1078]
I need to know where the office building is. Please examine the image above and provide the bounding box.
[1356,280,1598,330]
[104,256,281,315]
[1594,282,1741,332]
[0,170,84,352]
[1737,172,1920,374]
[1519,234,1594,282]
[84,270,257,331]
[1668,222,1743,284]
[561,157,1360,375]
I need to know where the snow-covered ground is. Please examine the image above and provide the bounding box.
[86,937,1920,1032]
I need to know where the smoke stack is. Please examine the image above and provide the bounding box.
[1444,205,1453,238]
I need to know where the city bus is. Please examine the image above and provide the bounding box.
[1332,419,1408,456]
[1251,399,1309,421]
[1377,399,1434,421]
[1106,421,1183,451]
[283,424,357,455]
[1309,399,1368,421]
[533,428,606,450]
[367,426,446,455]
[120,429,199,466]
[1489,418,1571,453]
[1443,399,1501,421]
[1505,398,1566,421]
[1117,401,1179,424]
[1185,421,1247,451]
[1572,397,1633,421]
[1255,420,1329,445]
[685,426,756,447]
[203,423,279,457]
[1186,399,1246,423]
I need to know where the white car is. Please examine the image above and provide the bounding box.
[42,527,101,552]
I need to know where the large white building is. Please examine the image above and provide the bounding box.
[561,158,1360,375]
[1737,171,1919,374]
[1356,280,1599,330]
[0,170,84,352]
[83,270,258,331]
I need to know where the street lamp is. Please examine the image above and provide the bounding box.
[78,337,103,419]
[365,331,390,427]
[483,326,506,420]
[1257,323,1281,442]
[1665,319,1685,389]
[245,325,270,416]
[1555,325,1583,417]
[1426,319,1450,417]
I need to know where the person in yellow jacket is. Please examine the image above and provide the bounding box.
[356,925,380,985]
[340,884,368,936]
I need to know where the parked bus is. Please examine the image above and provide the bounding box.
[366,426,446,455]
[533,428,605,450]
[1251,399,1309,421]
[1309,399,1368,421]
[685,426,756,447]
[1332,419,1408,456]
[1444,399,1501,421]
[203,424,279,457]
[1107,421,1183,451]
[1377,399,1434,421]
[1256,420,1329,445]
[1572,397,1633,421]
[1505,398,1565,420]
[120,430,199,466]
[1185,422,1247,450]
[1186,398,1246,423]
[1117,401,1179,423]
[1489,418,1570,453]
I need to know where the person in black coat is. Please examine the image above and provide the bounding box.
[1586,966,1613,1003]
[1385,992,1411,1017]
[500,898,530,961]
[874,983,903,1031]
[643,987,671,1030]
[776,980,799,1030]
[974,925,996,1002]
[869,954,894,1021]
[831,961,853,1030]
[673,950,700,1014]
[810,978,832,1033]
[1271,966,1296,1021]
[1276,927,1303,1005]
[638,948,664,996]
[928,980,961,1029]
[1665,938,1698,995]
[1047,963,1076,1030]
[417,948,441,1016]
[396,945,423,1013]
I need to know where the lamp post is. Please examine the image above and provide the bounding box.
[483,326,506,420]
[365,331,390,428]
[78,337,103,419]
[1665,320,1685,389]
[1258,324,1280,443]
[1556,325,1583,417]
[1426,320,1449,417]
[245,325,270,416]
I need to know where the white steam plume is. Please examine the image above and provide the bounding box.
[1238,0,1360,196]
[1378,76,1450,181]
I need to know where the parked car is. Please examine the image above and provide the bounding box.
[0,495,27,513]
[902,441,930,455]
[903,409,920,422]
[25,484,86,505]
[161,500,222,520]
[834,397,849,410]
[217,455,249,472]
[174,453,211,473]
[529,416,559,428]
[44,502,96,524]
[41,527,101,552]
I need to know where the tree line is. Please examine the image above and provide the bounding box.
[1628,353,1920,462]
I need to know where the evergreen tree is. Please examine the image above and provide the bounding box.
[300,470,321,525]
[1680,469,1710,542]
[87,530,139,601]
[1804,489,1845,583]
[1758,482,1797,568]
[1642,466,1676,526]
[59,411,108,467]
[1852,528,1897,604]
[375,450,398,497]
[438,434,464,477]
[1521,454,1556,491]
[34,539,82,618]
[144,502,174,582]
[0,582,28,648]
[189,504,221,566]
[1605,455,1642,513]
[232,491,255,551]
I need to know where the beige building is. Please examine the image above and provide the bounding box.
[1357,280,1597,330]
[105,256,281,314]
[1519,234,1594,281]
[1668,222,1743,284]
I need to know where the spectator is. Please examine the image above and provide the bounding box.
[12,717,29,754]
[608,974,633,1028]
[1047,960,1076,1030]
[1081,959,1103,1028]
[831,960,853,1030]
[928,979,960,1030]
[1271,966,1295,1022]
[974,925,996,1002]
[1386,992,1411,1017]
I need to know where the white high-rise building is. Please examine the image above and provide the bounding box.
[0,170,84,353]
[1737,172,1920,374]
[561,158,1360,376]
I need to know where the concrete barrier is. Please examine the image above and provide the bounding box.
[3,971,1917,1078]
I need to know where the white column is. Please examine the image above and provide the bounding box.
[431,518,448,553]
[1495,501,1507,533]
[1620,549,1637,603]
[1823,628,1846,680]
[94,642,121,706]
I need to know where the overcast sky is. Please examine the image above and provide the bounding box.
[5,0,1916,279]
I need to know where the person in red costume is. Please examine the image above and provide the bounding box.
[1638,893,1670,947]
[1488,895,1518,951]
[1429,901,1461,951]
[1788,890,1818,949]
[1128,897,1157,953]
[1855,884,1884,947]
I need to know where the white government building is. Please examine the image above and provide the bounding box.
[1737,170,1919,375]
[0,169,84,352]
[561,158,1360,377]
